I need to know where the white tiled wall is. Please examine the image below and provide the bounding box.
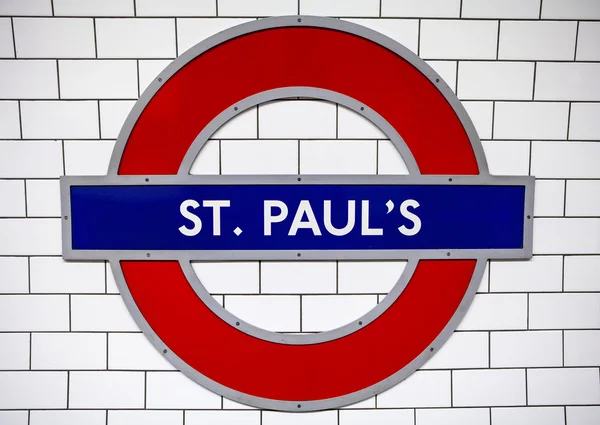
[0,1,599,424]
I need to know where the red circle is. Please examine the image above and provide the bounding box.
[117,27,478,402]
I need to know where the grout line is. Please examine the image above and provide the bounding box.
[215,0,219,16]
[29,332,32,370]
[136,60,141,97]
[561,329,565,367]
[10,17,16,58]
[532,62,537,101]
[50,0,55,16]
[566,102,572,140]
[495,20,501,60]
[335,104,339,139]
[299,295,302,332]
[106,332,109,370]
[379,0,382,17]
[538,0,543,19]
[17,100,23,139]
[92,18,98,58]
[573,20,580,61]
[450,370,453,407]
[174,18,179,57]
[56,60,61,99]
[488,332,492,368]
[524,368,528,405]
[459,0,463,18]
[133,0,137,17]
[416,19,421,56]
[66,371,70,408]
[297,0,300,15]
[23,180,28,217]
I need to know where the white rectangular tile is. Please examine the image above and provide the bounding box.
[0,218,61,255]
[21,101,99,139]
[0,179,25,216]
[530,293,600,329]
[136,0,215,16]
[532,142,600,178]
[494,102,569,139]
[259,100,336,139]
[71,295,138,331]
[221,140,297,174]
[420,20,498,59]
[0,60,57,99]
[13,18,95,58]
[0,141,62,178]
[261,262,336,294]
[0,257,28,293]
[490,256,563,292]
[528,368,600,405]
[31,333,107,370]
[0,333,30,369]
[69,371,144,408]
[536,63,600,101]
[96,18,176,58]
[0,101,20,138]
[300,140,376,174]
[0,372,67,409]
[491,331,562,367]
[458,62,534,100]
[453,369,526,407]
[564,256,600,291]
[576,22,600,60]
[532,218,600,254]
[30,257,105,293]
[301,0,379,17]
[499,21,577,60]
[60,60,138,99]
[564,330,600,366]
[53,0,134,16]
[146,372,221,408]
[458,294,527,330]
[382,0,460,17]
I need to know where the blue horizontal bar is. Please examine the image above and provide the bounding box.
[69,184,526,251]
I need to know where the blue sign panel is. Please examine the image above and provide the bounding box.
[68,184,526,251]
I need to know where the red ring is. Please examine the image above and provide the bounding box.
[118,27,478,401]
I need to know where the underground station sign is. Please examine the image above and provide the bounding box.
[61,16,534,411]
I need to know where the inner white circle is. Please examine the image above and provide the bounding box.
[190,99,409,335]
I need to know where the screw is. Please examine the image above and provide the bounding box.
[358,321,363,325]
[64,216,68,220]
[297,18,301,22]
[297,404,301,408]
[297,177,302,181]
[146,253,151,257]
[163,349,167,354]
[360,106,364,111]
[448,177,453,182]
[297,253,301,257]
[234,106,238,111]
[145,178,149,182]
[527,215,531,219]
[430,347,434,352]
[446,252,451,256]
[158,78,162,82]
[435,78,440,83]
[236,321,240,326]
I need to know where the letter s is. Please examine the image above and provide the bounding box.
[179,199,202,236]
[399,199,421,236]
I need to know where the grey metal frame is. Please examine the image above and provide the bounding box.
[59,15,536,412]
[61,174,535,261]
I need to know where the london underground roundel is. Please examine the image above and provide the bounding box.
[61,16,534,411]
